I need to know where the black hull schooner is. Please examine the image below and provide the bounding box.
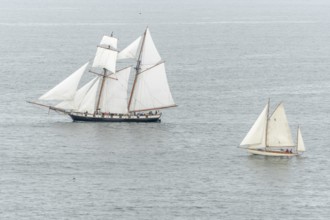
[28,28,176,122]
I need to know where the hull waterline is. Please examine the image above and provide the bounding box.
[69,113,161,123]
[247,149,298,157]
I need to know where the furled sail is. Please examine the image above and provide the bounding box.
[297,127,305,152]
[77,78,101,113]
[117,36,142,60]
[98,67,131,114]
[39,62,89,101]
[240,104,268,149]
[55,77,99,110]
[128,63,176,112]
[92,36,118,73]
[267,103,294,147]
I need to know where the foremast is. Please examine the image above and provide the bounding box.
[95,68,107,113]
[92,34,118,114]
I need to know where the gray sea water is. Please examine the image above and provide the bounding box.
[1,0,330,219]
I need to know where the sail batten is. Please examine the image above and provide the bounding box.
[39,62,89,101]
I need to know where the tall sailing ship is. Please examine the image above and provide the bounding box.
[240,100,306,156]
[29,28,177,122]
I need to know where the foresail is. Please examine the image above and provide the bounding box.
[55,77,99,110]
[39,62,88,101]
[117,36,142,60]
[129,63,175,112]
[267,103,295,147]
[98,67,131,114]
[77,78,101,113]
[297,127,306,152]
[240,104,268,149]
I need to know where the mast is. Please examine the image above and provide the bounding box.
[296,125,299,153]
[265,98,270,150]
[95,68,107,113]
[128,28,148,111]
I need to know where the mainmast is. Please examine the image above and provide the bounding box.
[91,34,118,114]
[127,28,148,111]
[265,98,270,150]
[296,125,299,153]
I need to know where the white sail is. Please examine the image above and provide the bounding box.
[77,78,101,113]
[100,36,118,49]
[140,28,162,70]
[92,47,118,73]
[267,103,295,147]
[297,127,305,152]
[39,62,88,101]
[129,63,175,112]
[240,104,268,149]
[98,67,131,114]
[117,36,142,60]
[55,77,98,110]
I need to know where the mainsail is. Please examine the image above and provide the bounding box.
[240,104,268,149]
[127,28,176,112]
[39,62,89,101]
[267,103,294,147]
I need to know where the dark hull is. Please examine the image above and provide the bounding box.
[69,114,161,122]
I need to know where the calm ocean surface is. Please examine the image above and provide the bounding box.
[1,0,330,219]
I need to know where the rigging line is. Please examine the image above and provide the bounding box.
[137,61,164,76]
[269,101,283,118]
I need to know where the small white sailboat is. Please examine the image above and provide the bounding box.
[240,100,306,156]
[28,28,177,122]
